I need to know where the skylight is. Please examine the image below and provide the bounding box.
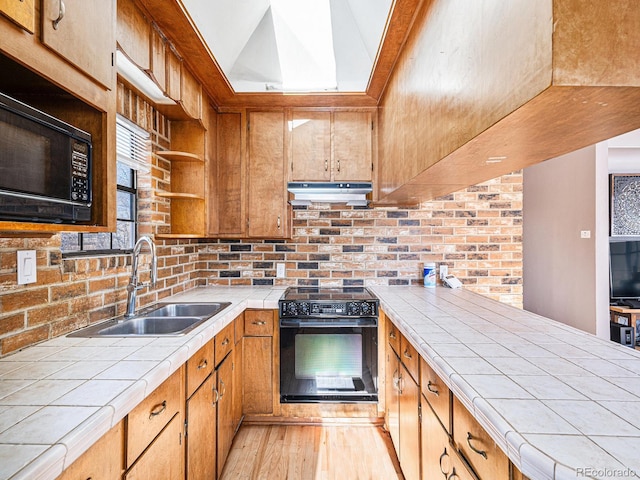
[180,0,393,93]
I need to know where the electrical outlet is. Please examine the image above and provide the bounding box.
[439,264,448,280]
[276,263,286,278]
[580,230,591,239]
[17,250,37,285]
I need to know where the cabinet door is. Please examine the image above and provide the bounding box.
[41,0,116,88]
[248,111,288,238]
[186,373,217,480]
[290,111,331,181]
[333,111,372,181]
[453,396,509,480]
[57,420,124,480]
[243,336,273,415]
[217,355,234,478]
[421,357,451,434]
[217,112,246,236]
[385,349,400,453]
[0,0,35,32]
[124,413,184,480]
[399,363,420,480]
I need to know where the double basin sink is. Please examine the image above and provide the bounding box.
[68,302,231,337]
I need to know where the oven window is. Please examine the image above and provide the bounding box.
[295,333,362,379]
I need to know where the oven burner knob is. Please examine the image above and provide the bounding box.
[347,302,360,316]
[300,302,310,316]
[360,302,376,316]
[286,302,298,316]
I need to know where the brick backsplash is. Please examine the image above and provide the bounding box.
[195,172,523,307]
[0,84,522,356]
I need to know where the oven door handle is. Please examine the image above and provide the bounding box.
[280,318,377,328]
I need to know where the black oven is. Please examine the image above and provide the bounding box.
[279,287,378,403]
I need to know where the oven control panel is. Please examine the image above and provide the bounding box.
[279,300,378,318]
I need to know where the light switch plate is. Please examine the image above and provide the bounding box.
[276,263,286,278]
[17,250,37,285]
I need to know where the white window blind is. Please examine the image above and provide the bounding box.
[116,115,151,172]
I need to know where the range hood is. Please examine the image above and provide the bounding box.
[287,182,372,206]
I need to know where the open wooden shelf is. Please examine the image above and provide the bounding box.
[156,150,204,162]
[156,192,205,200]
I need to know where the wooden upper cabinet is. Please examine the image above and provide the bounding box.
[41,0,116,89]
[333,111,373,181]
[248,111,289,239]
[290,111,331,181]
[0,0,35,33]
[116,0,150,70]
[216,112,246,237]
[290,110,373,182]
[149,25,166,91]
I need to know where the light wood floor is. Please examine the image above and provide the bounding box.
[220,424,404,480]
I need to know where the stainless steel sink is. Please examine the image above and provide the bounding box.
[67,302,231,337]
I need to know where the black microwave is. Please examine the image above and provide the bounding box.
[0,91,92,224]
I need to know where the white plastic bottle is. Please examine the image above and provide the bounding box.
[423,262,436,288]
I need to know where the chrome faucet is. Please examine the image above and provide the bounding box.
[125,236,157,318]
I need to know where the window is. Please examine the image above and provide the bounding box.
[61,116,150,255]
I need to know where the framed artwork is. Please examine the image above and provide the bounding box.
[611,174,640,236]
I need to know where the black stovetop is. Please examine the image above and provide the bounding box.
[281,287,376,302]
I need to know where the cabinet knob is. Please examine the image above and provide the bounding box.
[52,0,66,29]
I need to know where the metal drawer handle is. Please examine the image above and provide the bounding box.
[403,349,412,360]
[212,387,220,405]
[389,331,397,340]
[427,380,439,396]
[220,379,226,398]
[324,159,328,171]
[439,447,451,476]
[52,0,65,29]
[252,320,266,326]
[197,359,208,370]
[277,215,281,229]
[221,338,230,346]
[466,432,488,459]
[149,400,167,419]
[448,468,460,480]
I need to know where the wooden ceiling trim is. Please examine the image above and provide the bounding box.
[138,0,421,108]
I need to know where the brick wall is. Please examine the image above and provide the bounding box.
[0,85,522,357]
[195,173,523,307]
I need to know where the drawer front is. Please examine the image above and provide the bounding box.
[215,321,235,367]
[186,338,214,398]
[244,309,274,336]
[127,366,184,466]
[386,315,400,355]
[421,357,451,434]
[234,312,245,344]
[400,335,419,383]
[453,396,509,480]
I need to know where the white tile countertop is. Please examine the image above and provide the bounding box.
[0,285,639,479]
[369,286,640,480]
[0,286,285,480]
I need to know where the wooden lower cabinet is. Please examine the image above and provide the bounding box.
[124,413,185,480]
[56,421,124,480]
[421,398,476,480]
[217,353,234,478]
[386,344,420,480]
[186,372,217,480]
[453,396,509,480]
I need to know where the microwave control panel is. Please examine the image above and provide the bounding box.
[70,140,91,205]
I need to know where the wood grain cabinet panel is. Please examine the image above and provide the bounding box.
[248,110,289,238]
[186,339,214,399]
[185,372,217,480]
[398,363,420,480]
[244,309,274,336]
[42,0,116,88]
[124,413,184,480]
[56,420,124,480]
[126,366,184,467]
[215,320,235,367]
[453,396,509,480]
[216,354,234,478]
[216,112,246,237]
[243,336,273,415]
[420,357,451,434]
[400,334,419,384]
[290,111,331,181]
[332,111,372,181]
[0,0,34,32]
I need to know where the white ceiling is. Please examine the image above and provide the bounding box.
[180,0,393,93]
